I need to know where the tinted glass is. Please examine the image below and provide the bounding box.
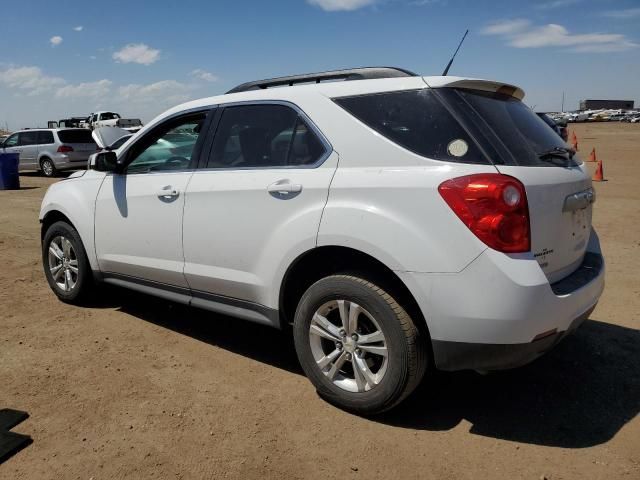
[126,113,206,174]
[335,89,488,164]
[57,130,95,144]
[110,135,132,150]
[100,112,119,120]
[208,104,325,168]
[19,131,39,146]
[4,133,19,147]
[38,131,55,144]
[455,89,577,167]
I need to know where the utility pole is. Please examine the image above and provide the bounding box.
[561,91,565,113]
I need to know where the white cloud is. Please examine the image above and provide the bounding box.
[55,79,112,98]
[89,55,97,60]
[73,26,84,31]
[602,8,640,19]
[482,19,638,53]
[112,43,160,65]
[50,35,63,47]
[117,80,193,105]
[307,0,376,11]
[482,19,530,35]
[190,69,218,82]
[535,0,581,9]
[0,66,65,96]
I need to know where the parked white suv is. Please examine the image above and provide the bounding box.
[40,67,605,414]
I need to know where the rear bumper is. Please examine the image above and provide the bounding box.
[432,303,595,371]
[398,229,605,371]
[52,153,91,170]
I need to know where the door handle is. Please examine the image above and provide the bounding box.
[267,180,303,196]
[157,185,179,199]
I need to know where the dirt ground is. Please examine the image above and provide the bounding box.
[1,123,639,480]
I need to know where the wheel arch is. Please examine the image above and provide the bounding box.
[41,210,74,237]
[279,245,432,347]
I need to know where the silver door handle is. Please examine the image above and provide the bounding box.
[267,181,302,195]
[157,186,179,198]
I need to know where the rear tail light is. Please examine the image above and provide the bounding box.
[57,145,73,153]
[438,173,530,253]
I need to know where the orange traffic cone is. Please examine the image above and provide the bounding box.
[588,148,597,162]
[592,159,605,182]
[571,131,579,151]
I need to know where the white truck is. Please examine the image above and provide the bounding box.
[82,111,143,133]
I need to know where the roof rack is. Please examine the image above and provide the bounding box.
[226,67,418,94]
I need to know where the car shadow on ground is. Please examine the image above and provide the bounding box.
[90,288,639,448]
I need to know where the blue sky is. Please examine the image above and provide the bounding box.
[1,0,639,130]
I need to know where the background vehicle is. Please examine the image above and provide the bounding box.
[40,67,604,414]
[83,111,143,133]
[1,128,96,176]
[536,112,568,142]
[47,117,88,129]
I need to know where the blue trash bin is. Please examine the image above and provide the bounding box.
[0,153,20,190]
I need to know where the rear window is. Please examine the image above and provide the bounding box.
[450,89,579,167]
[57,129,95,144]
[334,89,489,164]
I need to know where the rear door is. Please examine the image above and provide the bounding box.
[37,130,56,163]
[183,103,337,307]
[444,88,594,283]
[17,131,40,169]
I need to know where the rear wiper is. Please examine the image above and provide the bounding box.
[537,146,574,160]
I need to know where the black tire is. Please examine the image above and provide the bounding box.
[40,157,57,177]
[42,221,94,304]
[293,274,428,415]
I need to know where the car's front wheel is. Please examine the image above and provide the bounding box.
[293,275,428,415]
[42,221,93,303]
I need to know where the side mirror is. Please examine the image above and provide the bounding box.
[94,151,119,172]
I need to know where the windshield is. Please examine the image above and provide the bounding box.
[444,89,580,167]
[100,112,120,121]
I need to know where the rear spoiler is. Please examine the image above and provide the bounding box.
[423,76,525,100]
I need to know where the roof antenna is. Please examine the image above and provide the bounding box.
[442,29,469,76]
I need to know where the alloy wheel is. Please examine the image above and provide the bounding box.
[48,235,78,292]
[309,299,388,393]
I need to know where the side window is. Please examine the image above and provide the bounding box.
[4,133,19,147]
[38,131,55,144]
[125,112,207,174]
[18,131,39,146]
[207,104,326,169]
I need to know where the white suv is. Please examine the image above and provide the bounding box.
[40,67,605,414]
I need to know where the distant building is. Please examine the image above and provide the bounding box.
[580,99,634,111]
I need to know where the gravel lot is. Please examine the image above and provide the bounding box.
[1,123,639,480]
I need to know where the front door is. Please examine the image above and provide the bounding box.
[94,110,212,287]
[2,133,23,168]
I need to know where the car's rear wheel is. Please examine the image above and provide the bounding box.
[40,157,56,177]
[293,274,427,415]
[42,221,93,303]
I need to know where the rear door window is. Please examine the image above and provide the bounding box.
[207,104,327,169]
[334,89,489,164]
[57,129,95,144]
[38,131,55,144]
